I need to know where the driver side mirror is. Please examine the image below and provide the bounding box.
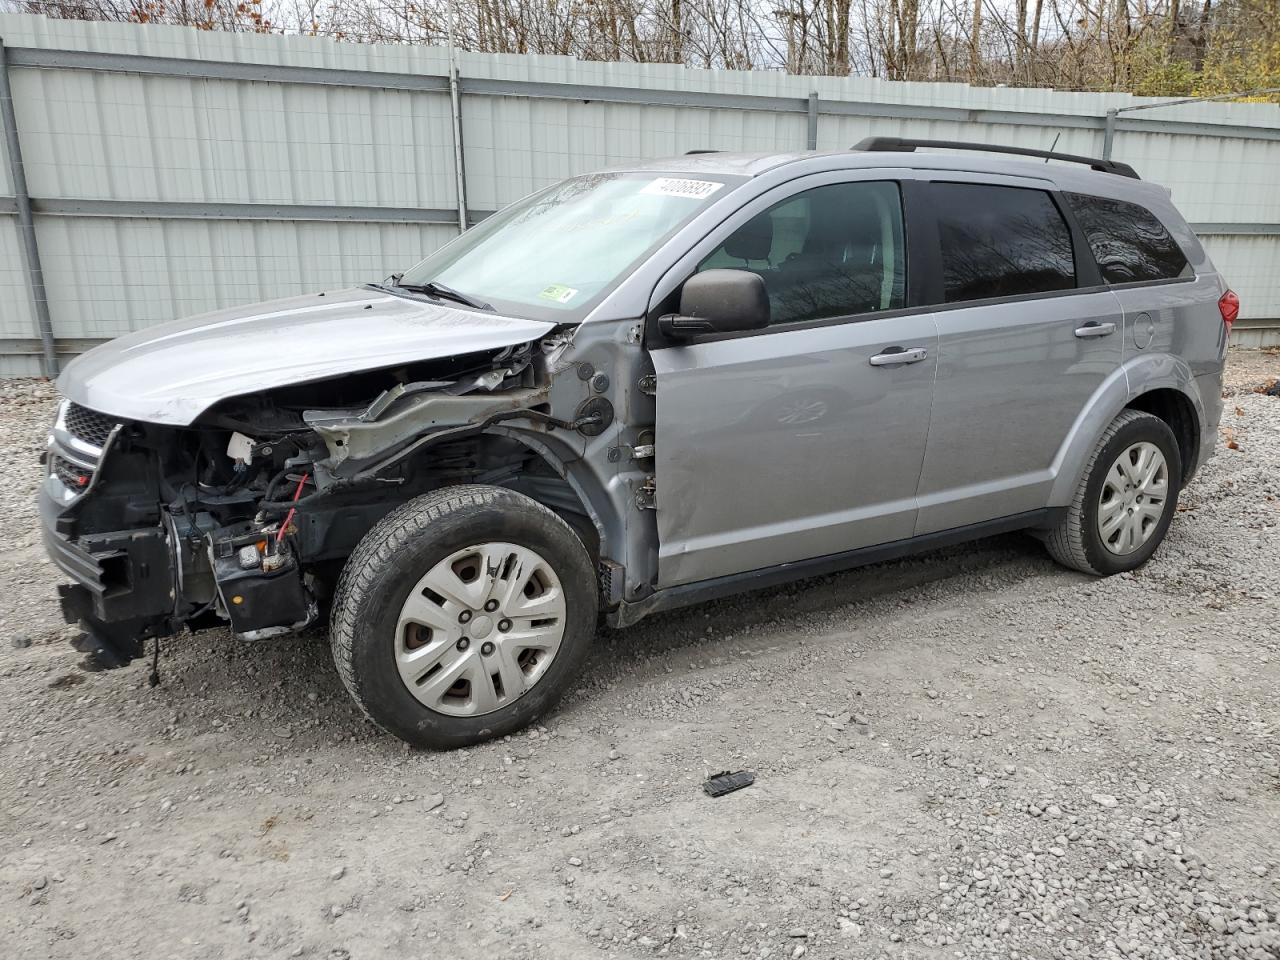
[659,269,770,339]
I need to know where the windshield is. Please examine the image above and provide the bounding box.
[397,171,742,322]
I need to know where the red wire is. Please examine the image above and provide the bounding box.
[276,472,310,545]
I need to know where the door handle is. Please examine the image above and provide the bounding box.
[1074,321,1116,338]
[868,346,928,366]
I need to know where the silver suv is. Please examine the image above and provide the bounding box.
[41,138,1231,748]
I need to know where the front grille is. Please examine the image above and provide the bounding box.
[50,453,93,491]
[64,402,118,448]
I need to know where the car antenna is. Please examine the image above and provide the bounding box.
[1045,131,1062,162]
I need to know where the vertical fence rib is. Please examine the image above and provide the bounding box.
[0,38,56,377]
[446,9,468,232]
[806,92,819,149]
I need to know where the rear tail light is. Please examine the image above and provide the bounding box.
[1219,289,1240,330]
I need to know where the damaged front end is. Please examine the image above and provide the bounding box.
[42,333,583,669]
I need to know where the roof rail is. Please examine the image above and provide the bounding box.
[851,136,1140,179]
[684,149,722,155]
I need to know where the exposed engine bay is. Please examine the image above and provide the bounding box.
[42,328,618,667]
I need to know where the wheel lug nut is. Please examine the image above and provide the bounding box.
[456,637,470,651]
[458,610,472,623]
[498,619,512,632]
[484,599,499,612]
[480,641,495,656]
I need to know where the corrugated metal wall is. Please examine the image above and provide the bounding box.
[1,12,1278,374]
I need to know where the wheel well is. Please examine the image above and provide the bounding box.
[1125,388,1199,482]
[403,432,601,561]
[505,468,602,563]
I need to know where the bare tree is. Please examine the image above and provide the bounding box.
[6,0,1277,95]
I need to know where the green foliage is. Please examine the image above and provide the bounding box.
[1121,2,1279,101]
[1198,35,1280,100]
[1128,33,1198,97]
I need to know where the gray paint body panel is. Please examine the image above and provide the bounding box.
[914,289,1125,534]
[651,314,938,587]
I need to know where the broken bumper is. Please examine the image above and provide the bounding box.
[40,482,175,634]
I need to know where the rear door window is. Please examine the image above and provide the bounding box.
[1065,193,1192,284]
[931,183,1076,304]
[698,180,906,326]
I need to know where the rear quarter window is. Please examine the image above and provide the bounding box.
[1065,193,1192,284]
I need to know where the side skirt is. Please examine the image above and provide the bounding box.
[608,508,1064,628]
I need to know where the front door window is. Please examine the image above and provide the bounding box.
[698,181,906,325]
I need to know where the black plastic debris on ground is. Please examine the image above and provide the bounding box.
[704,770,755,797]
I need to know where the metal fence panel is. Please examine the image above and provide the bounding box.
[11,64,457,206]
[0,214,34,337]
[35,217,455,340]
[464,97,810,209]
[1194,234,1280,325]
[0,11,1277,372]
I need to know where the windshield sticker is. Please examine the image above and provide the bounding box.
[539,284,579,304]
[640,178,724,200]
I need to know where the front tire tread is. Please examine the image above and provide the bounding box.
[331,484,596,748]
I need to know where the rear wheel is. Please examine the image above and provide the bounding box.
[1044,409,1182,576]
[331,485,598,749]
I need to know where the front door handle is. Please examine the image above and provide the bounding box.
[1074,321,1116,338]
[869,346,929,366]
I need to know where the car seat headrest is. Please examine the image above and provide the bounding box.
[724,213,774,262]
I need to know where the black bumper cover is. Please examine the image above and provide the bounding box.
[40,487,175,653]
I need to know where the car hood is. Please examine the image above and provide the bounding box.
[57,287,558,426]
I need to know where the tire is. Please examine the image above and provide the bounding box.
[1044,409,1183,576]
[331,484,598,749]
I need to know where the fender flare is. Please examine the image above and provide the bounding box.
[1047,354,1206,506]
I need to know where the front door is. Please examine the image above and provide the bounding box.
[649,178,938,588]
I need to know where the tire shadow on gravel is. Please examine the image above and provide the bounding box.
[584,531,1063,682]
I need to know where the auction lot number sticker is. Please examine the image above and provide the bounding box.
[640,178,724,200]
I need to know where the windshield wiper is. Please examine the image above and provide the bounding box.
[393,277,493,311]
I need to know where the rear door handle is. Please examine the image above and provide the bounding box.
[869,346,929,366]
[1074,321,1116,338]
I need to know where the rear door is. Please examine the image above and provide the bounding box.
[912,176,1125,535]
[648,174,938,588]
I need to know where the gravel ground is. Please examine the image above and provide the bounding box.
[3,349,1279,960]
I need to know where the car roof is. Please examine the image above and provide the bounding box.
[608,149,1169,204]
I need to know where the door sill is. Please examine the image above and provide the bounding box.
[609,508,1063,628]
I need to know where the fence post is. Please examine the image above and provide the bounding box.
[806,91,819,150]
[1102,108,1118,160]
[0,38,57,377]
[445,10,468,232]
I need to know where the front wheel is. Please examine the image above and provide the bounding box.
[331,485,598,749]
[1044,409,1183,576]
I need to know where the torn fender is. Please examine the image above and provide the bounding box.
[306,385,552,467]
